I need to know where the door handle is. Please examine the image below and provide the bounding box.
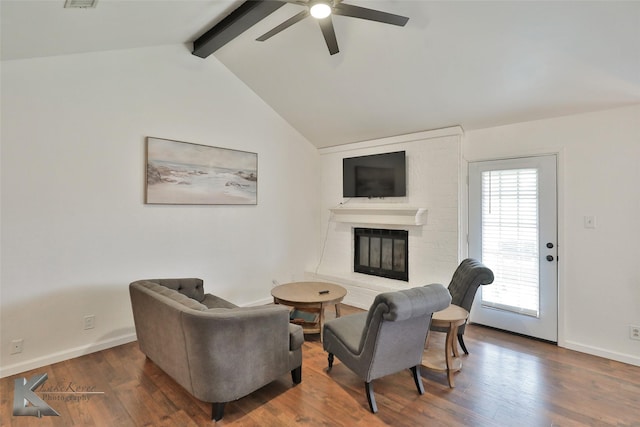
[546,255,554,262]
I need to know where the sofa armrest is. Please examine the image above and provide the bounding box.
[289,323,304,351]
[180,304,299,403]
[201,293,238,309]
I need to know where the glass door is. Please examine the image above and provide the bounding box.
[468,155,558,342]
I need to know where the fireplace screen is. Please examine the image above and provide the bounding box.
[354,228,408,281]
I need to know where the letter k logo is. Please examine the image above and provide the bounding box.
[13,373,60,417]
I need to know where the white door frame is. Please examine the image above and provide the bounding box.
[460,149,565,346]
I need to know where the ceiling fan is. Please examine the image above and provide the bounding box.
[256,0,409,55]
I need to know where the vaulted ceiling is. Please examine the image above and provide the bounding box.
[2,0,639,148]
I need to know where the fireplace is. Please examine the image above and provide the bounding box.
[354,228,408,281]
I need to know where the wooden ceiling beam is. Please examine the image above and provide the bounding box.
[192,0,287,58]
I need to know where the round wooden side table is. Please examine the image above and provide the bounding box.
[421,304,469,387]
[271,281,347,341]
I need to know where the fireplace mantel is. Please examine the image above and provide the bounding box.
[329,206,427,226]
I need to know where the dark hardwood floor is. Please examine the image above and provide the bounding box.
[2,305,639,426]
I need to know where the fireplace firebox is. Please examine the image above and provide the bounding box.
[354,228,408,281]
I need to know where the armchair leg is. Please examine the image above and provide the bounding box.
[411,365,425,395]
[458,334,469,355]
[365,382,378,413]
[327,353,334,370]
[291,366,302,384]
[212,402,225,421]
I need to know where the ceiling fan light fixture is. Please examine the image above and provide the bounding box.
[310,2,332,19]
[63,0,98,8]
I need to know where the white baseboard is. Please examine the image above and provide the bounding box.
[562,340,640,367]
[0,333,137,379]
[340,284,379,310]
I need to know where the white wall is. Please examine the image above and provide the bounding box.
[2,45,636,377]
[0,44,320,377]
[312,128,462,308]
[463,105,640,366]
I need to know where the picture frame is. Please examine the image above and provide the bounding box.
[145,137,257,205]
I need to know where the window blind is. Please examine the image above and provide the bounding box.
[481,168,540,318]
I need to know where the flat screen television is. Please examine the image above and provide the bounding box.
[343,151,406,198]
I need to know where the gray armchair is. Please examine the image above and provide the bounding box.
[322,284,451,413]
[430,258,494,354]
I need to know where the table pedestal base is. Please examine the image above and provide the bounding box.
[421,304,468,388]
[271,282,346,342]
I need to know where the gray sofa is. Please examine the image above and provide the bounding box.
[129,278,303,421]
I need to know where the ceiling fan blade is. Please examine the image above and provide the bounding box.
[333,3,409,26]
[318,15,339,55]
[256,10,309,41]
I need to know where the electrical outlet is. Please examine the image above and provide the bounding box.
[630,325,640,341]
[84,315,95,330]
[10,339,23,354]
[584,215,596,229]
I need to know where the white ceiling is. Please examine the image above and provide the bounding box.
[2,0,640,148]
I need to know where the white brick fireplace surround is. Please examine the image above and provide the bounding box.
[309,127,464,309]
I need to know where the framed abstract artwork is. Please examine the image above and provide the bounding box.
[145,137,257,205]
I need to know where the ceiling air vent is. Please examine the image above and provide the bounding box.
[64,0,98,8]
